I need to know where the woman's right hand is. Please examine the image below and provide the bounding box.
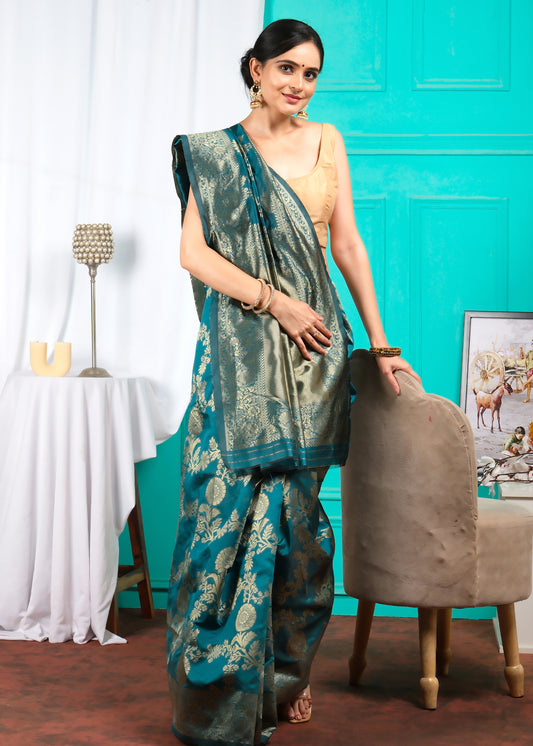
[268,291,332,361]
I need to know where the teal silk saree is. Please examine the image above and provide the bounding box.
[167,125,352,746]
[172,124,352,473]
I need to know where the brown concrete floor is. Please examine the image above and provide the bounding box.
[1,611,532,745]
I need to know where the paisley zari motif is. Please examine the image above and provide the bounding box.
[167,126,352,746]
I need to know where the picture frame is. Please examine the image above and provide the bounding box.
[460,311,533,497]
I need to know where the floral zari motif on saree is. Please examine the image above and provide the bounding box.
[167,317,335,746]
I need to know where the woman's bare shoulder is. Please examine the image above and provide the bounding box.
[298,119,323,131]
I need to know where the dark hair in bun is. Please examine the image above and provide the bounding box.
[240,18,324,88]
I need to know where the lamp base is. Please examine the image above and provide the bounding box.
[78,366,112,378]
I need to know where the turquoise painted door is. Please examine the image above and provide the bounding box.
[264,0,533,615]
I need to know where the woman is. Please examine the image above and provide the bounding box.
[167,18,418,746]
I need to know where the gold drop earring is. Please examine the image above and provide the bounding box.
[249,81,263,109]
[296,106,308,120]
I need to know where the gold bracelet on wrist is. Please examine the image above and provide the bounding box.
[241,278,266,311]
[369,346,402,358]
[253,284,275,314]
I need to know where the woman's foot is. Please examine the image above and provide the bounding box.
[283,685,312,723]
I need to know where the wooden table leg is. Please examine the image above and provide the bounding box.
[106,467,155,635]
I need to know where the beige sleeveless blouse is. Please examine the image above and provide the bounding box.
[287,122,338,250]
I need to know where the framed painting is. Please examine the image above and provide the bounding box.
[460,311,533,497]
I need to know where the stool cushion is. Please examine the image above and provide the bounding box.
[476,498,533,606]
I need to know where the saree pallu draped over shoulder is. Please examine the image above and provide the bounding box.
[167,125,353,746]
[172,125,353,473]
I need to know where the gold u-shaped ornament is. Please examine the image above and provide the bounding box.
[30,341,72,377]
[296,106,308,120]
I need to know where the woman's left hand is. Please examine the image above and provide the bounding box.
[375,355,421,395]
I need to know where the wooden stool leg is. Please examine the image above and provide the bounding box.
[418,607,439,709]
[349,599,375,685]
[436,608,452,676]
[107,594,119,636]
[106,467,155,635]
[128,470,155,620]
[497,603,524,697]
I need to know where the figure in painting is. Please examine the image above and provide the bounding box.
[503,426,527,455]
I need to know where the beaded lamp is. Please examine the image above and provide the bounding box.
[72,223,114,377]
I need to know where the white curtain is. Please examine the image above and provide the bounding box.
[0,0,264,441]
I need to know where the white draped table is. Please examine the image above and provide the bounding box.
[0,373,166,645]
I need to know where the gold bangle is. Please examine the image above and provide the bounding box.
[241,278,266,311]
[253,284,275,314]
[369,346,402,357]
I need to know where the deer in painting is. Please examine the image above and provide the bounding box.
[475,379,513,433]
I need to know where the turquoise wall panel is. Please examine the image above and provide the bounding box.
[315,0,388,91]
[410,196,509,395]
[412,0,510,90]
[273,0,531,134]
[122,1,533,619]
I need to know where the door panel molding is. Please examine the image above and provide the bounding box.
[409,196,509,375]
[412,0,511,90]
[344,134,533,156]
